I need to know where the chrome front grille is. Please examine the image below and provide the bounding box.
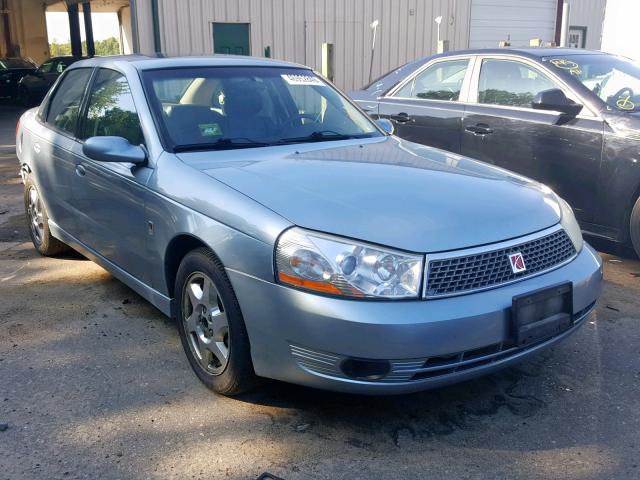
[425,227,576,298]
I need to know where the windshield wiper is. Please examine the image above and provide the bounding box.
[278,130,372,144]
[173,138,271,152]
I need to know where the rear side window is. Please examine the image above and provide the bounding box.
[478,59,557,108]
[45,68,92,135]
[394,59,469,101]
[81,68,144,145]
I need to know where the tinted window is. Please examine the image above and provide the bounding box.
[45,68,92,135]
[478,59,556,108]
[394,59,469,101]
[38,61,54,74]
[82,69,144,145]
[0,58,35,69]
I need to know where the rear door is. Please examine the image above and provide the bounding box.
[70,67,152,282]
[461,56,604,222]
[377,57,472,153]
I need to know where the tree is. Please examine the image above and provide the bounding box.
[49,36,121,58]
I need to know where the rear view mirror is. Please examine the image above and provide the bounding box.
[532,88,583,116]
[83,136,146,164]
[375,118,394,135]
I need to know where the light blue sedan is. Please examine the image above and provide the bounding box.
[16,55,602,395]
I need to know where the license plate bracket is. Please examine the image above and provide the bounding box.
[512,282,573,347]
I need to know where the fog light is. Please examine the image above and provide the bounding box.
[341,358,391,380]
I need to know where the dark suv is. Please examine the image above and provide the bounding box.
[350,48,640,257]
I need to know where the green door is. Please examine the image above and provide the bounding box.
[213,23,250,55]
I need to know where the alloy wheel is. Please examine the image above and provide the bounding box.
[182,271,230,375]
[27,186,44,245]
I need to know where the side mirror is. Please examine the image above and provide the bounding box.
[532,88,583,116]
[83,136,146,164]
[375,118,394,135]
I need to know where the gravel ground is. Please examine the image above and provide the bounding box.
[1,105,640,480]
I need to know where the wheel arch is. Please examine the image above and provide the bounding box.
[164,233,221,299]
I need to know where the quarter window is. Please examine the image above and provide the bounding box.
[45,68,92,135]
[81,69,144,145]
[394,59,469,101]
[478,59,557,108]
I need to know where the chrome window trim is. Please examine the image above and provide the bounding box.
[384,55,475,103]
[467,53,601,120]
[422,224,578,299]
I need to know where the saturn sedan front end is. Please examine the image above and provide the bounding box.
[227,212,601,394]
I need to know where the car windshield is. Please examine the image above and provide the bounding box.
[0,58,35,70]
[142,66,381,151]
[546,54,640,112]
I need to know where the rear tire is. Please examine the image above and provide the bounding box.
[23,178,70,256]
[175,247,258,395]
[631,196,640,258]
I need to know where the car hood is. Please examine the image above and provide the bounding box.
[178,137,562,252]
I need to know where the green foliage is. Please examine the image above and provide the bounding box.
[49,36,121,57]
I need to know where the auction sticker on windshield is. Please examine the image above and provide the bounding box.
[281,74,326,86]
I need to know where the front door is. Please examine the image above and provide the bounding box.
[213,23,250,55]
[461,57,604,222]
[71,68,152,283]
[31,67,93,234]
[377,58,471,153]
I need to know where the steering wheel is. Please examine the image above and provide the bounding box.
[613,87,635,110]
[281,113,321,128]
[614,87,634,99]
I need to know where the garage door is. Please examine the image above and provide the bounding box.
[469,0,558,48]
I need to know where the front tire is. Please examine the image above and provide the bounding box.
[630,196,640,258]
[175,247,257,395]
[24,178,69,256]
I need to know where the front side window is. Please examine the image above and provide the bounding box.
[546,54,640,113]
[142,67,381,151]
[45,68,92,135]
[394,59,469,101]
[478,59,557,108]
[38,61,54,74]
[82,69,144,145]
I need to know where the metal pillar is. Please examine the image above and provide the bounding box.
[67,3,82,58]
[1,0,15,57]
[82,2,95,57]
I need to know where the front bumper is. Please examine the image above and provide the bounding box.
[228,243,603,394]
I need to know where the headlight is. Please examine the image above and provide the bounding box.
[275,227,423,299]
[558,196,583,252]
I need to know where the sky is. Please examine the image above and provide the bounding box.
[46,12,120,44]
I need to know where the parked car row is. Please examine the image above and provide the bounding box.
[17,55,602,396]
[0,56,84,106]
[350,48,640,258]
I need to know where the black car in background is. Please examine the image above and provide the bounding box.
[350,48,640,257]
[17,56,84,106]
[0,57,36,98]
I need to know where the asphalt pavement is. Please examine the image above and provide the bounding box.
[1,104,640,480]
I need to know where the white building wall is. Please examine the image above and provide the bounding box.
[601,0,640,61]
[134,0,472,91]
[469,0,558,48]
[567,0,606,50]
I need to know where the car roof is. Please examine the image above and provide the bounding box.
[433,47,606,61]
[67,54,308,72]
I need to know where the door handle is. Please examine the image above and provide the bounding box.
[75,164,86,177]
[465,123,493,135]
[390,112,411,123]
[33,142,41,154]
